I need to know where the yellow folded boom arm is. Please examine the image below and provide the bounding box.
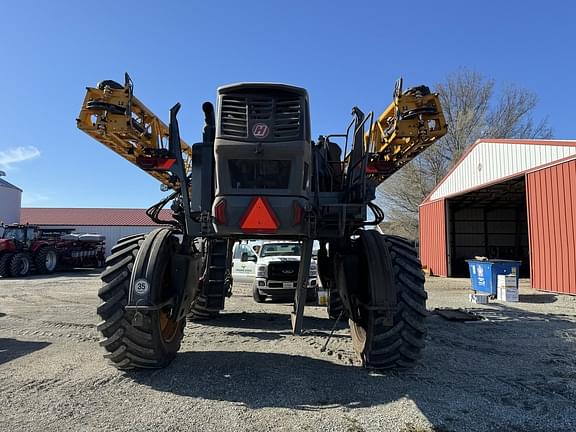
[364,81,447,180]
[76,75,192,189]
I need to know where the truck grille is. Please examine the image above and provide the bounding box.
[273,98,301,139]
[250,98,273,120]
[220,95,302,141]
[221,96,248,138]
[267,261,299,281]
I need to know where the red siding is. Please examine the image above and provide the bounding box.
[419,199,448,276]
[527,159,576,294]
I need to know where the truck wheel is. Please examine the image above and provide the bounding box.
[97,230,185,369]
[35,247,58,274]
[0,253,14,277]
[252,283,265,303]
[9,253,32,277]
[349,232,427,369]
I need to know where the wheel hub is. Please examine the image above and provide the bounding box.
[45,251,57,271]
[159,309,178,342]
[349,319,367,355]
[19,257,30,275]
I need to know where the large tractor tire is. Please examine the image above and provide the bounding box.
[188,239,229,320]
[327,287,347,320]
[35,247,58,274]
[188,294,220,320]
[97,230,185,369]
[0,253,14,277]
[9,252,32,277]
[348,232,427,369]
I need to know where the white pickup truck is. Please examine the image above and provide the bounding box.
[231,241,317,303]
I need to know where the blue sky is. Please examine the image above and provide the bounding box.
[0,1,574,208]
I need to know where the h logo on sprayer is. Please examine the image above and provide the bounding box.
[252,123,269,138]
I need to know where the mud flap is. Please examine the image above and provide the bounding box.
[171,251,202,321]
[128,228,175,309]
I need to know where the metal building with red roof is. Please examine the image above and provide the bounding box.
[419,139,576,295]
[21,208,171,256]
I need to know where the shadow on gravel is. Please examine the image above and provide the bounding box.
[518,293,557,303]
[202,312,347,332]
[223,330,287,340]
[130,304,576,432]
[129,351,392,409]
[2,269,102,281]
[0,338,50,366]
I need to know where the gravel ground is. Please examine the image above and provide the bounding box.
[1,272,575,432]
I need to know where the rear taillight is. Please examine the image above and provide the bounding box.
[292,200,303,226]
[214,200,227,225]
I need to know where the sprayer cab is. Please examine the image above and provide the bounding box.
[212,83,312,238]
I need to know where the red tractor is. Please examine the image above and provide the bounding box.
[0,224,106,277]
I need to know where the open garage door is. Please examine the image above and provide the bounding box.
[446,176,530,277]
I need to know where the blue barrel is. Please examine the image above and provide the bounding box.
[466,260,521,295]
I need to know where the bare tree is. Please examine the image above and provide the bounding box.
[377,69,552,240]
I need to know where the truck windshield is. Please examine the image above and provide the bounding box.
[260,243,301,257]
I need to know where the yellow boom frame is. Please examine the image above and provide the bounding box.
[364,81,447,179]
[77,76,192,189]
[77,76,447,190]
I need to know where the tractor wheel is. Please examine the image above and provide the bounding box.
[327,287,347,320]
[187,294,220,320]
[252,283,265,303]
[9,253,32,277]
[0,253,14,277]
[97,230,185,369]
[348,232,427,369]
[35,247,58,274]
[188,239,229,320]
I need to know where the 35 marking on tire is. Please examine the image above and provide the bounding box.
[134,279,149,295]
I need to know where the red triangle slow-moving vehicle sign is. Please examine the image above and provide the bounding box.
[240,196,279,233]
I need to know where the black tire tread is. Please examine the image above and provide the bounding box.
[327,287,346,320]
[354,234,427,369]
[9,252,31,277]
[188,295,220,320]
[34,247,58,274]
[96,233,184,369]
[188,240,229,320]
[0,253,13,278]
[252,284,265,303]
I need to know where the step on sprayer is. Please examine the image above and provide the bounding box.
[77,74,447,369]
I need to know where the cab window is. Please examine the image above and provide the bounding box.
[228,159,291,189]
